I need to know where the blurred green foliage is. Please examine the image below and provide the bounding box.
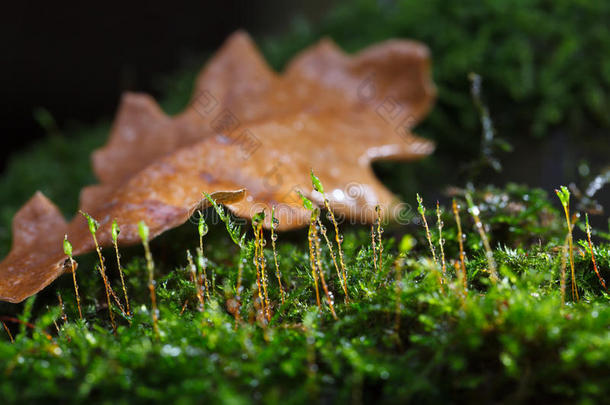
[0,124,108,258]
[263,0,610,155]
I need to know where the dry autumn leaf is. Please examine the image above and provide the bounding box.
[0,31,435,303]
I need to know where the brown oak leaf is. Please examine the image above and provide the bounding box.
[0,31,435,303]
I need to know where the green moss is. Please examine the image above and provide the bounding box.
[1,182,609,403]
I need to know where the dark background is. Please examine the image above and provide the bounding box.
[0,1,333,169]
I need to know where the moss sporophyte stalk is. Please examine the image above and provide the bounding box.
[138,220,159,339]
[555,186,579,302]
[416,194,445,292]
[436,201,447,278]
[271,207,286,306]
[80,211,121,332]
[63,235,82,320]
[197,213,211,301]
[465,194,499,284]
[585,213,607,290]
[111,220,131,317]
[452,199,468,295]
[252,211,270,324]
[311,169,349,303]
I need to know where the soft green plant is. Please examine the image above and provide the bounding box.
[555,186,579,301]
[138,220,159,338]
[203,192,253,325]
[203,193,245,248]
[62,235,82,320]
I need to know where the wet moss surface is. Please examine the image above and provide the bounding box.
[1,165,609,403]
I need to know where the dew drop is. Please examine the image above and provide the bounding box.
[198,222,209,237]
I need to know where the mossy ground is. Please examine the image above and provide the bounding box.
[1,1,610,403]
[1,168,609,403]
